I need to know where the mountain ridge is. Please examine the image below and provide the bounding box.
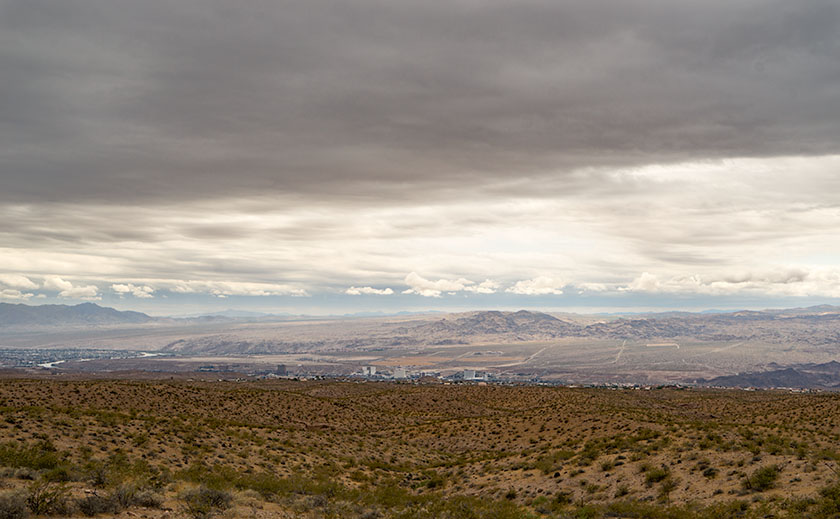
[0,302,154,327]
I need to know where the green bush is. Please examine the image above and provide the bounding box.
[743,465,779,492]
[0,441,61,471]
[645,467,670,486]
[815,482,840,517]
[234,471,288,498]
[534,449,575,474]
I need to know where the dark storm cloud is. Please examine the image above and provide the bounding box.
[1,0,838,204]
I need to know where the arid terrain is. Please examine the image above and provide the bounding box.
[4,304,840,386]
[3,377,840,518]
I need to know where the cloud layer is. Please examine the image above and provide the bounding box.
[2,1,839,206]
[3,155,840,306]
[1,2,838,309]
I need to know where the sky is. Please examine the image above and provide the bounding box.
[1,0,840,315]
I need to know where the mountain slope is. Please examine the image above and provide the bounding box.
[391,310,583,344]
[0,302,154,327]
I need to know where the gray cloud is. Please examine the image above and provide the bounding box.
[3,1,840,307]
[1,0,839,205]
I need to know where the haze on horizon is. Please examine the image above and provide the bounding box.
[1,0,840,315]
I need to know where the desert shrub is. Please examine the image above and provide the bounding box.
[814,482,840,517]
[288,471,344,498]
[534,449,575,474]
[306,494,328,508]
[178,462,240,491]
[111,482,141,508]
[530,495,551,514]
[698,432,724,450]
[132,489,164,508]
[104,452,154,486]
[25,481,72,516]
[555,490,573,505]
[0,441,61,471]
[600,459,615,472]
[576,500,754,519]
[363,482,421,509]
[530,490,573,515]
[658,476,679,502]
[81,455,162,489]
[577,445,602,466]
[585,482,602,494]
[743,465,779,492]
[76,494,119,517]
[409,494,526,519]
[180,486,232,519]
[82,460,108,487]
[417,470,446,490]
[360,509,382,519]
[701,500,750,519]
[573,504,601,519]
[645,467,670,486]
[702,467,718,479]
[42,466,74,483]
[234,472,288,498]
[604,501,677,518]
[0,491,28,519]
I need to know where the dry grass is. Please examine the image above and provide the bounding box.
[1,378,840,518]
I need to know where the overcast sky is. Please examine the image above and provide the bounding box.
[2,0,840,314]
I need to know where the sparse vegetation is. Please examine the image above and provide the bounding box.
[1,378,839,518]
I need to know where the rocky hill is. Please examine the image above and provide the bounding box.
[391,310,583,344]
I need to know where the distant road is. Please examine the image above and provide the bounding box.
[492,345,549,368]
[612,340,627,364]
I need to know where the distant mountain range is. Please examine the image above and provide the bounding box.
[0,302,154,327]
[0,303,448,330]
[6,302,840,352]
[6,303,840,388]
[174,309,278,319]
[387,306,840,346]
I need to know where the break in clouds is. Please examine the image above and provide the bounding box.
[1,0,840,309]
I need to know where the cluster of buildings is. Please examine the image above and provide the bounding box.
[456,369,492,381]
[356,366,438,379]
[355,366,494,382]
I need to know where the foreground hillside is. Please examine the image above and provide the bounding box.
[2,379,840,518]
